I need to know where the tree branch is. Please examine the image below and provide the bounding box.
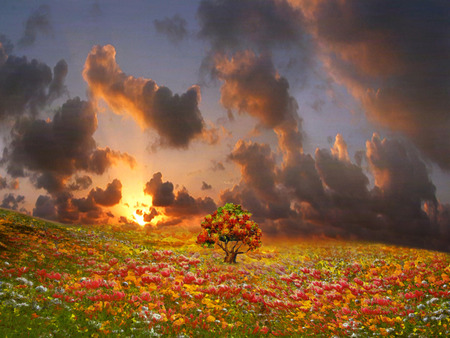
[217,242,227,253]
[231,240,240,252]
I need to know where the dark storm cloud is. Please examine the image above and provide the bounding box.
[306,135,449,250]
[34,179,123,224]
[144,172,175,207]
[221,140,292,220]
[1,193,25,211]
[72,195,99,214]
[144,172,217,218]
[228,140,278,200]
[68,175,93,191]
[365,134,438,236]
[278,152,325,210]
[71,181,123,224]
[221,133,450,251]
[165,188,217,217]
[214,51,304,157]
[154,14,188,44]
[197,0,304,51]
[4,97,97,177]
[53,191,79,223]
[89,179,122,206]
[18,5,53,47]
[3,97,134,189]
[201,181,212,190]
[366,134,437,205]
[83,44,211,149]
[0,55,67,119]
[33,195,56,220]
[315,149,369,199]
[48,59,68,102]
[33,172,66,194]
[297,0,450,170]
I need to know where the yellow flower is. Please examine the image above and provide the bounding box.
[173,318,184,326]
[206,315,216,322]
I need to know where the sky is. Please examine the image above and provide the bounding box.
[0,0,449,251]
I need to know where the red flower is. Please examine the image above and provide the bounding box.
[108,258,119,266]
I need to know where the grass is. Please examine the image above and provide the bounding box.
[0,208,450,337]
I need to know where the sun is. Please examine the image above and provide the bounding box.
[132,210,147,226]
[108,173,168,227]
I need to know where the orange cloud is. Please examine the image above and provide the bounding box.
[83,44,215,149]
[331,133,350,162]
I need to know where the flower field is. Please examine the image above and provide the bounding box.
[1,209,450,337]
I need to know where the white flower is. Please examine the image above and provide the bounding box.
[16,302,30,307]
[35,285,48,293]
[149,327,161,337]
[16,277,33,286]
[152,313,162,321]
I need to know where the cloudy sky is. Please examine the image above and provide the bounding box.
[0,0,449,251]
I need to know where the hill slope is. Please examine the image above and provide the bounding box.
[1,208,450,337]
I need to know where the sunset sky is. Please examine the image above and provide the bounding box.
[0,0,449,251]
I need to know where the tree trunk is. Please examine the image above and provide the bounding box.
[224,251,238,264]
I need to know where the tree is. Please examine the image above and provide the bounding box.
[196,203,262,263]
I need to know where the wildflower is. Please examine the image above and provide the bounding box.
[35,285,48,293]
[173,318,184,326]
[260,326,269,334]
[16,302,30,307]
[32,303,42,311]
[16,277,33,286]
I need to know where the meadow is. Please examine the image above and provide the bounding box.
[1,208,449,337]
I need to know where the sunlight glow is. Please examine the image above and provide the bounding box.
[132,210,147,226]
